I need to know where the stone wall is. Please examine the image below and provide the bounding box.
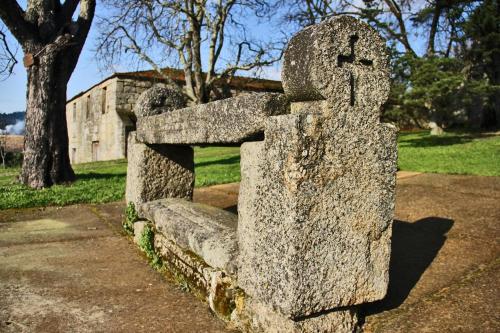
[68,78,121,164]
[67,75,275,164]
[67,77,159,164]
[115,78,158,116]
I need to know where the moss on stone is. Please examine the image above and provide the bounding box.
[123,202,138,235]
[138,223,163,270]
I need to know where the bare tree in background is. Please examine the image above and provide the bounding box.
[0,26,18,80]
[97,0,282,104]
[277,0,479,58]
[0,0,96,189]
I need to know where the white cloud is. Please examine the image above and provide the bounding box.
[0,120,25,135]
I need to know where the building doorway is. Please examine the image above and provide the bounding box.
[124,126,134,157]
[91,141,99,161]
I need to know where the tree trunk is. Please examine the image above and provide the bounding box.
[495,93,500,128]
[20,53,75,189]
[427,1,442,57]
[468,95,485,130]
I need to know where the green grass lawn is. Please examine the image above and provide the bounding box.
[194,146,240,187]
[0,146,240,210]
[0,131,498,209]
[398,131,500,176]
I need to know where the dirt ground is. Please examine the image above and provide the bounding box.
[0,172,499,332]
[0,204,234,332]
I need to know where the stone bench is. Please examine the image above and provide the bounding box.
[126,15,397,333]
[141,198,238,275]
[136,93,288,145]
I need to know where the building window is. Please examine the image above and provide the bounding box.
[86,95,91,119]
[72,148,76,163]
[101,87,107,114]
[72,103,76,122]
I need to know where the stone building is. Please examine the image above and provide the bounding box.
[66,68,282,164]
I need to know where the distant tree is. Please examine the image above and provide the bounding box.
[0,111,25,130]
[277,0,479,58]
[277,0,490,130]
[463,0,500,128]
[405,57,466,128]
[97,0,282,104]
[0,1,96,189]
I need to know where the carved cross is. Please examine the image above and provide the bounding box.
[337,35,373,106]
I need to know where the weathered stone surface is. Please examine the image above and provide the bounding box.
[238,111,398,318]
[136,93,289,145]
[233,298,359,333]
[125,132,194,209]
[142,198,238,275]
[151,231,240,322]
[282,15,390,112]
[134,84,186,118]
[237,16,397,320]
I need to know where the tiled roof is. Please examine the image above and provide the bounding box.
[67,67,283,103]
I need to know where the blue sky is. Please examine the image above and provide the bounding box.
[0,1,426,114]
[0,1,284,113]
[0,27,108,112]
[0,1,109,112]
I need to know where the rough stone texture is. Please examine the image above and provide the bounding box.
[142,198,238,275]
[134,84,186,118]
[136,93,289,145]
[238,15,397,320]
[282,15,390,113]
[153,232,240,322]
[233,298,358,333]
[125,132,194,209]
[238,118,397,317]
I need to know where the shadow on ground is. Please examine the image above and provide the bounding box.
[362,217,454,316]
[399,132,497,148]
[223,204,238,214]
[76,172,126,181]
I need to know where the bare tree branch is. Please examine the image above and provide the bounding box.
[97,0,282,104]
[0,0,36,44]
[382,0,417,56]
[0,27,18,80]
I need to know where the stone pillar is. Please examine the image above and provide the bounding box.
[237,16,398,332]
[125,86,194,211]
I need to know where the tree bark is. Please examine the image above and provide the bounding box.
[20,52,75,188]
[0,0,95,188]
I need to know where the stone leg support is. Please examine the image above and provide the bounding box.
[237,112,397,328]
[236,299,359,333]
[125,132,194,212]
